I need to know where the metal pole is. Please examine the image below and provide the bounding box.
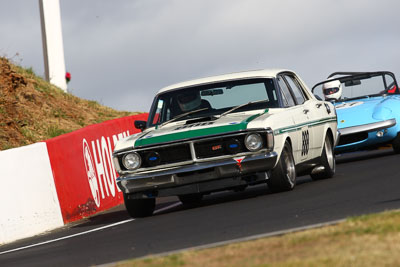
[39,0,68,92]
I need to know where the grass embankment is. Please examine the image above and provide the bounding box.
[118,210,400,267]
[0,57,138,150]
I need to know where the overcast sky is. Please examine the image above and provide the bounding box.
[1,0,400,112]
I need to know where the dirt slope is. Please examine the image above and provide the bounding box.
[0,57,139,150]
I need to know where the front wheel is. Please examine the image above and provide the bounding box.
[393,132,400,154]
[311,134,335,180]
[123,193,155,218]
[267,140,296,193]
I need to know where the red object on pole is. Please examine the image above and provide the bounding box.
[65,72,71,83]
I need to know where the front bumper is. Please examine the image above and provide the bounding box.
[339,118,396,136]
[117,151,278,197]
[336,118,397,151]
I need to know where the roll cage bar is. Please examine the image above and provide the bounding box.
[312,71,399,93]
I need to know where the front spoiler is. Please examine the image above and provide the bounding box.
[336,118,397,151]
[117,151,278,197]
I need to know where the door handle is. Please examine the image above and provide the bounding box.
[316,103,322,108]
[303,109,309,114]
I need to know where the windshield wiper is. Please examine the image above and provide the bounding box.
[159,107,208,128]
[219,100,266,118]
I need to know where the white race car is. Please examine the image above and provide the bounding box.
[113,69,338,217]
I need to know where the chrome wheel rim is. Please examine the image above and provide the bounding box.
[325,137,334,169]
[283,148,296,185]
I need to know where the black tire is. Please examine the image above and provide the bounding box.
[311,134,335,180]
[123,193,155,218]
[178,193,203,206]
[267,140,296,192]
[393,133,400,154]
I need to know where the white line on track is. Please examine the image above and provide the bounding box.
[0,219,134,255]
[0,202,181,256]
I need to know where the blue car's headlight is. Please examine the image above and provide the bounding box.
[373,107,392,120]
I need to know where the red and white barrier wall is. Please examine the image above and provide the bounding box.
[0,113,148,244]
[0,142,64,244]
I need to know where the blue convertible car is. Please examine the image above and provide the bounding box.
[312,71,400,154]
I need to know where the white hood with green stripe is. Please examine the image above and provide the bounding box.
[114,110,270,151]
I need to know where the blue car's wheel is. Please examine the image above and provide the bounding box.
[393,133,400,154]
[311,134,335,180]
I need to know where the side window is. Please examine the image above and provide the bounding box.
[152,97,174,124]
[285,75,307,105]
[277,76,295,107]
[152,99,163,124]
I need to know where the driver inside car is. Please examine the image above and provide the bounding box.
[175,91,211,114]
[323,80,342,101]
[177,91,202,112]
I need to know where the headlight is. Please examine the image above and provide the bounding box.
[244,133,263,152]
[122,152,141,170]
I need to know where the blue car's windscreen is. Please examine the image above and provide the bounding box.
[313,73,397,101]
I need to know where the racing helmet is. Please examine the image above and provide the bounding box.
[177,91,201,112]
[322,80,342,101]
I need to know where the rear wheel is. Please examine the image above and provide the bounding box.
[123,193,155,218]
[311,134,335,180]
[393,133,400,154]
[178,193,203,206]
[267,140,296,192]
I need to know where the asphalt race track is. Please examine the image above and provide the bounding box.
[1,149,399,267]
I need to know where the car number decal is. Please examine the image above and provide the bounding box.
[301,130,310,156]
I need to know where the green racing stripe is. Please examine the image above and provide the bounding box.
[273,117,337,135]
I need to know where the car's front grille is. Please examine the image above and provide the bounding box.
[138,143,192,168]
[117,130,271,172]
[194,136,246,159]
[338,132,368,146]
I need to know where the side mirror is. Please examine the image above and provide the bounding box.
[134,120,147,132]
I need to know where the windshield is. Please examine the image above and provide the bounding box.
[148,78,279,126]
[313,73,398,102]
